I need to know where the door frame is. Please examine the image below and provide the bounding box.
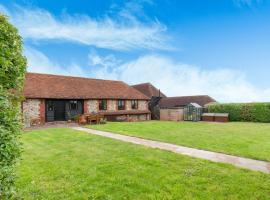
[45,99,84,122]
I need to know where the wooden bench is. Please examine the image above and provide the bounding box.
[88,114,104,124]
[78,114,104,125]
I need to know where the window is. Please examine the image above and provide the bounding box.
[70,100,78,110]
[118,100,125,110]
[131,100,138,109]
[99,99,107,110]
[47,101,54,111]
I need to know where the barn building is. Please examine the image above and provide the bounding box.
[23,73,151,126]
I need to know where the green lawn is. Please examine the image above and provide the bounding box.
[89,121,270,161]
[17,128,270,199]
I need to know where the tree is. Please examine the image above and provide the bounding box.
[0,14,27,198]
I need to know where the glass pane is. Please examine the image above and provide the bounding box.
[47,101,53,111]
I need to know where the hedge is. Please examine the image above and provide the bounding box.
[207,103,270,123]
[0,14,26,199]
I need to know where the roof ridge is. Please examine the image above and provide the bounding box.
[159,95,216,107]
[132,82,167,98]
[26,72,123,83]
[131,82,151,86]
[166,95,212,98]
[120,81,150,100]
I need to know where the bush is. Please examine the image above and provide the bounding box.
[207,103,270,123]
[0,14,26,198]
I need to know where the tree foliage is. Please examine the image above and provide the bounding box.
[0,14,26,198]
[208,103,270,123]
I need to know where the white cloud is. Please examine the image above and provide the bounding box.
[87,51,122,80]
[25,47,270,103]
[88,51,121,67]
[4,3,269,103]
[3,4,170,51]
[89,54,270,103]
[24,46,87,77]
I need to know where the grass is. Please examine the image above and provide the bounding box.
[17,128,270,199]
[88,121,270,161]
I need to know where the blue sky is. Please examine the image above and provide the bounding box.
[1,0,270,102]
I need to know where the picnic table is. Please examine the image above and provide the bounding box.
[87,114,104,124]
[78,113,104,125]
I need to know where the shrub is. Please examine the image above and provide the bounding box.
[0,14,26,198]
[207,103,270,123]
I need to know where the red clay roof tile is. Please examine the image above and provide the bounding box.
[132,82,166,98]
[23,73,150,100]
[159,95,216,108]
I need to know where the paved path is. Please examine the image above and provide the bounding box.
[73,127,270,174]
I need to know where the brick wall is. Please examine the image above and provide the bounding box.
[86,100,98,113]
[126,100,132,110]
[108,100,116,111]
[129,114,149,121]
[23,99,45,127]
[84,99,150,122]
[84,100,89,114]
[39,99,45,124]
[138,100,148,110]
[23,99,150,126]
[108,113,149,122]
[85,99,149,113]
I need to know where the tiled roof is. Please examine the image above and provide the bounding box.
[132,83,167,98]
[159,95,216,108]
[23,73,150,100]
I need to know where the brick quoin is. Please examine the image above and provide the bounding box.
[83,100,88,114]
[39,99,46,124]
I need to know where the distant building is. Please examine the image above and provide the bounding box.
[132,82,167,98]
[132,82,216,121]
[159,95,216,108]
[132,83,166,119]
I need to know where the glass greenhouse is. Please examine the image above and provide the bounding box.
[184,103,203,121]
